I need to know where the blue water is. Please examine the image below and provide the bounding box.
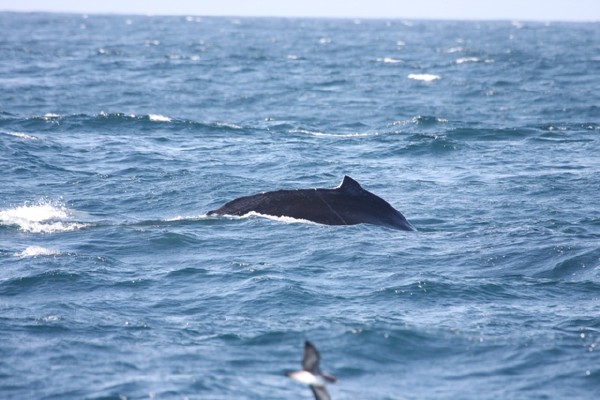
[1,12,600,399]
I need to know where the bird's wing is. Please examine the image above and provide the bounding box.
[310,385,331,400]
[302,341,321,373]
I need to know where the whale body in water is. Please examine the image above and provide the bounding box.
[208,176,415,231]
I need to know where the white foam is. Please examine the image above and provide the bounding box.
[239,211,319,226]
[408,73,441,82]
[446,47,463,54]
[214,122,243,129]
[44,113,60,119]
[164,214,211,222]
[148,114,172,122]
[0,202,89,233]
[377,57,403,64]
[456,57,480,64]
[15,246,61,258]
[4,131,37,140]
[290,129,373,138]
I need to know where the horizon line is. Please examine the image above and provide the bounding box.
[0,9,598,24]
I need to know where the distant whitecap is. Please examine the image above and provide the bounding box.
[446,46,463,54]
[4,131,37,140]
[456,57,480,64]
[377,57,403,64]
[148,114,172,122]
[408,73,440,82]
[214,122,242,129]
[290,129,373,138]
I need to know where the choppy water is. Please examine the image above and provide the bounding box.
[1,12,600,399]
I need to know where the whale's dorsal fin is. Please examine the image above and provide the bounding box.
[338,175,364,195]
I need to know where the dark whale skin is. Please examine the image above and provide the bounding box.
[208,176,415,231]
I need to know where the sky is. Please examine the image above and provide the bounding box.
[0,0,598,22]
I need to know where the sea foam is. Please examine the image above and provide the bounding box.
[4,131,38,140]
[289,129,373,138]
[408,73,441,82]
[0,202,88,233]
[456,57,480,64]
[148,114,172,122]
[15,246,61,258]
[235,211,319,226]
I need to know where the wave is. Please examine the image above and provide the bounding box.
[0,201,89,233]
[289,129,374,138]
[0,112,246,134]
[217,211,319,226]
[15,245,61,258]
[2,131,38,140]
[148,114,172,122]
[408,73,440,82]
[393,116,448,126]
[455,57,480,64]
[376,57,403,64]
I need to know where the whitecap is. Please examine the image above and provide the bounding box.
[214,122,242,129]
[456,57,480,64]
[2,203,68,222]
[377,57,403,64]
[446,47,463,54]
[0,202,89,233]
[15,246,61,258]
[408,73,440,82]
[43,113,60,119]
[148,114,172,122]
[4,131,37,140]
[289,129,373,138]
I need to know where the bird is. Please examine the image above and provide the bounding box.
[286,341,336,400]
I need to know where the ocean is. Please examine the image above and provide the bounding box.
[1,12,599,399]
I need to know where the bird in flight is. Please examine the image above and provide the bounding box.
[286,341,336,400]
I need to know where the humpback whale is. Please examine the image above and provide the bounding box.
[208,176,415,231]
[286,341,336,400]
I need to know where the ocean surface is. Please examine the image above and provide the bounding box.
[1,12,599,399]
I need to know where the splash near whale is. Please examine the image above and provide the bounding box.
[208,176,415,231]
